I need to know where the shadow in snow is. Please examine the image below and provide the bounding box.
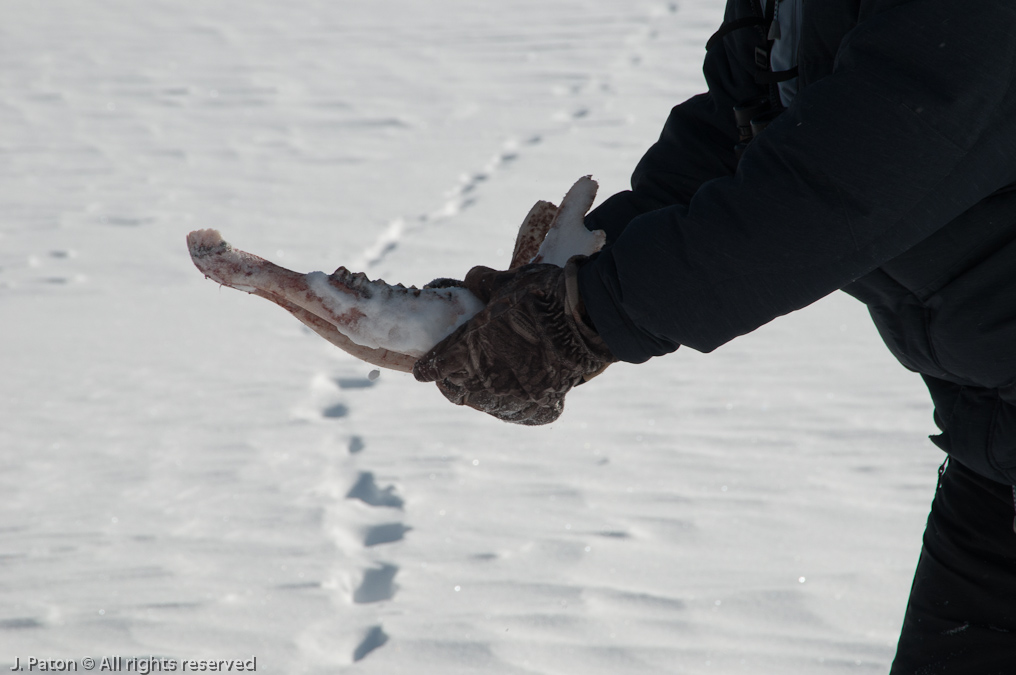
[0,618,42,630]
[354,564,398,604]
[322,403,349,419]
[363,523,410,547]
[353,625,389,661]
[335,377,376,390]
[346,472,404,509]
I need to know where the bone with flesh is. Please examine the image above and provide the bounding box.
[187,176,605,370]
[187,231,421,371]
[530,175,605,267]
[187,229,483,367]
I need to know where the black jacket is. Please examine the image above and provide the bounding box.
[577,0,1016,483]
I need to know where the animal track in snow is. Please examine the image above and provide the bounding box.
[306,369,404,663]
[346,472,404,509]
[353,563,398,604]
[353,625,389,662]
[346,8,669,274]
[297,372,364,422]
[2,249,88,289]
[101,215,154,227]
[275,581,320,591]
[321,403,350,419]
[352,134,536,271]
[310,4,685,645]
[363,523,410,547]
[596,530,632,539]
[348,435,365,454]
[335,377,376,390]
[0,617,43,630]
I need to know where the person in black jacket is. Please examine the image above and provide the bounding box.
[414,1,1016,670]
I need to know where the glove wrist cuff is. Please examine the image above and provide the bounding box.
[563,256,615,365]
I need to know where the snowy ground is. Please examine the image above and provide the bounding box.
[1,1,943,673]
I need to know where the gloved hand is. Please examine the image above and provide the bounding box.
[413,256,615,425]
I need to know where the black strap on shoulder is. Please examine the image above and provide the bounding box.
[762,0,777,33]
[705,16,767,52]
[752,1,800,88]
[755,66,799,84]
[714,0,800,156]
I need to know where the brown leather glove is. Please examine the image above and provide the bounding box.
[413,256,615,425]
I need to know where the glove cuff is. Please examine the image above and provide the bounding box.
[563,256,615,380]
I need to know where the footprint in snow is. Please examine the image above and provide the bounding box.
[346,472,404,509]
[326,333,407,661]
[321,403,350,419]
[353,625,389,662]
[0,617,43,630]
[363,523,410,547]
[335,376,376,390]
[353,563,398,604]
[597,530,632,539]
[18,250,87,287]
[101,215,155,227]
[320,370,379,419]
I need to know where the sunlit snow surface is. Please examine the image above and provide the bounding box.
[1,1,942,673]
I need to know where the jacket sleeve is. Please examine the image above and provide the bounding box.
[579,0,1016,363]
[584,0,769,244]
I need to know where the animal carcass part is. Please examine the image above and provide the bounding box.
[187,176,605,372]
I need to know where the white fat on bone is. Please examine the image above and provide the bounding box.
[187,176,605,371]
[530,176,605,267]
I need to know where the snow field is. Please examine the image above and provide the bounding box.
[0,1,941,672]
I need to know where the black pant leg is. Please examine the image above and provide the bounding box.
[890,460,1016,675]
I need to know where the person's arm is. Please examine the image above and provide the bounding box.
[585,0,770,244]
[580,0,1016,363]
